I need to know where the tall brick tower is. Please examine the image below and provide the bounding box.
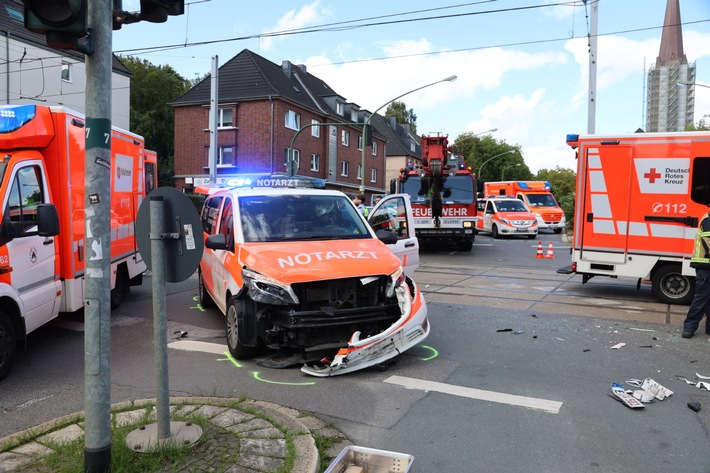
[646,0,696,132]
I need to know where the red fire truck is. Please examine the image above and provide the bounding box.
[390,134,477,251]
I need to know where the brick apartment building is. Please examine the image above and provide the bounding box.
[169,49,396,199]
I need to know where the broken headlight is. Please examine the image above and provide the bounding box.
[386,266,406,298]
[242,268,299,305]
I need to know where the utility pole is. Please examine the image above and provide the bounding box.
[586,0,599,134]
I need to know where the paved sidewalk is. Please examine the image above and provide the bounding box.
[0,397,352,473]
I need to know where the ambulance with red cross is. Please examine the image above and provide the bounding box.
[196,175,428,376]
[559,132,710,305]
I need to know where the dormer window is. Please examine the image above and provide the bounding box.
[336,102,344,116]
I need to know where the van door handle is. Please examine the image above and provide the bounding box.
[404,242,416,248]
[43,238,54,246]
[644,215,698,227]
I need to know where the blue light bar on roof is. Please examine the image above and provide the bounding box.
[225,174,326,189]
[0,105,36,133]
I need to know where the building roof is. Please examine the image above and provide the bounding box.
[370,114,421,158]
[169,49,344,116]
[657,0,687,65]
[0,0,131,76]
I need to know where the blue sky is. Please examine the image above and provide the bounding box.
[113,1,710,173]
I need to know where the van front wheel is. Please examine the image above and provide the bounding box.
[652,265,694,305]
[0,311,16,381]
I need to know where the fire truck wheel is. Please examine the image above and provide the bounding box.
[491,224,500,239]
[458,239,473,251]
[226,296,258,359]
[652,265,694,305]
[0,311,16,381]
[198,269,215,308]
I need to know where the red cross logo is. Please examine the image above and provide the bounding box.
[644,168,661,183]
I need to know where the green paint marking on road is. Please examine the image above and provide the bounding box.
[420,345,439,361]
[191,296,206,312]
[219,352,243,368]
[252,371,316,386]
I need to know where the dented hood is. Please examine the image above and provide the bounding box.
[238,239,402,284]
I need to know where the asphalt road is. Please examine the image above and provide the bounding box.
[2,231,710,472]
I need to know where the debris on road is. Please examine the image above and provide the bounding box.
[611,343,626,349]
[641,378,673,400]
[688,402,702,412]
[610,382,645,409]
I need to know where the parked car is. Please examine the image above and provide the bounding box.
[195,175,428,377]
[476,197,538,239]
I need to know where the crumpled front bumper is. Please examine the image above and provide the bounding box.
[300,282,429,377]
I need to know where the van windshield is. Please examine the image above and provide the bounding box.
[495,200,528,212]
[239,194,371,242]
[526,194,558,207]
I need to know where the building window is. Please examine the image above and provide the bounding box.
[285,110,300,130]
[341,161,349,177]
[311,119,320,137]
[61,63,71,82]
[372,141,378,156]
[370,168,377,183]
[310,154,320,171]
[284,148,300,171]
[341,130,349,146]
[357,135,363,151]
[350,108,358,122]
[336,102,344,116]
[218,146,235,166]
[219,108,233,128]
[357,164,362,180]
[410,141,416,153]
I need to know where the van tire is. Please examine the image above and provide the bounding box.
[458,239,473,251]
[226,296,258,359]
[0,311,16,381]
[554,228,563,234]
[198,270,215,308]
[491,224,500,239]
[110,267,127,310]
[652,265,694,305]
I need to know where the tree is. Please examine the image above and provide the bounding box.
[535,166,577,230]
[452,133,528,186]
[384,101,417,134]
[686,114,710,131]
[119,56,191,187]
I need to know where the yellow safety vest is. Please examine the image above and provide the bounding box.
[690,212,710,268]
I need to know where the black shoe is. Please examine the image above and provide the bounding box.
[682,331,694,339]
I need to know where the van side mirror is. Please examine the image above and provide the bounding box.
[37,204,60,237]
[205,233,228,250]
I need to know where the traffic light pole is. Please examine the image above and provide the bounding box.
[84,1,113,471]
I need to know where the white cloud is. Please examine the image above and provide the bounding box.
[260,1,328,50]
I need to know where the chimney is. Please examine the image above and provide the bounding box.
[281,60,293,78]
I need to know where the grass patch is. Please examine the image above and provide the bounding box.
[313,432,340,473]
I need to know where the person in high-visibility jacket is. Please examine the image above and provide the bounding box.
[682,210,710,339]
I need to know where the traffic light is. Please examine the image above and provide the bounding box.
[23,0,87,51]
[363,123,373,147]
[140,0,184,23]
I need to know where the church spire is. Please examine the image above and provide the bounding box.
[657,0,687,66]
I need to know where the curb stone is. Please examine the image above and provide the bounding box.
[0,397,341,473]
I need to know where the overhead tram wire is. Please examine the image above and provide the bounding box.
[114,1,587,55]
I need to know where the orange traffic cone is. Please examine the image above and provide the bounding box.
[535,241,544,258]
[545,242,555,259]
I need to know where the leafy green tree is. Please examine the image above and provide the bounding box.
[535,166,576,230]
[686,114,710,131]
[119,56,191,187]
[384,101,417,134]
[452,133,528,186]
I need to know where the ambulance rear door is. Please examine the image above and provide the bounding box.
[578,143,633,263]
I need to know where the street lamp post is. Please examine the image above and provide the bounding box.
[477,150,516,181]
[359,74,457,192]
[474,128,497,136]
[678,80,710,89]
[501,163,521,180]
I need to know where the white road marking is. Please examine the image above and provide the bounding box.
[168,340,227,355]
[384,375,563,414]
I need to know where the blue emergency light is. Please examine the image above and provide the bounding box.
[0,105,36,133]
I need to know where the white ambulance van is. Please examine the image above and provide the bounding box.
[196,175,428,377]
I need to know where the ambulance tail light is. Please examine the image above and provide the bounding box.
[242,268,299,305]
[572,262,577,272]
[386,266,405,298]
